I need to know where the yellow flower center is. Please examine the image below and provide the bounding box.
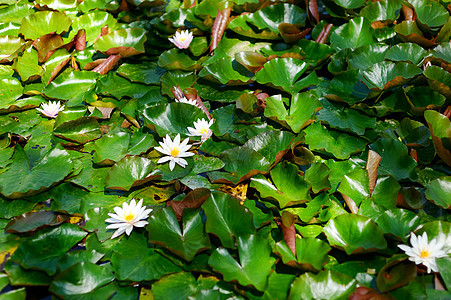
[199,128,209,134]
[420,249,430,258]
[170,147,180,157]
[124,214,134,222]
[179,37,186,42]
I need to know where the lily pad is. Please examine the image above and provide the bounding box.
[208,234,275,291]
[20,11,72,40]
[425,176,451,209]
[323,214,387,254]
[330,17,375,49]
[147,207,210,261]
[361,61,422,90]
[94,28,147,57]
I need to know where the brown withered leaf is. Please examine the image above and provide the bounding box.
[315,23,333,44]
[279,23,311,44]
[33,33,64,63]
[366,150,382,195]
[309,0,319,23]
[84,59,107,70]
[47,57,70,85]
[210,7,231,52]
[167,188,211,221]
[92,54,122,75]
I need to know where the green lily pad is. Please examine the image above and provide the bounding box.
[273,236,331,271]
[12,46,44,81]
[11,223,87,275]
[148,207,210,261]
[323,214,387,254]
[330,17,376,50]
[304,122,367,159]
[409,0,449,29]
[0,145,73,199]
[334,0,365,9]
[43,71,100,106]
[425,176,451,209]
[360,0,402,23]
[361,61,422,90]
[70,11,117,44]
[117,62,165,85]
[243,130,294,163]
[424,66,451,100]
[337,168,369,207]
[5,210,67,234]
[208,234,275,291]
[0,3,32,24]
[384,42,426,64]
[198,57,252,85]
[256,58,317,94]
[0,76,23,103]
[228,4,305,39]
[202,191,255,248]
[4,261,52,286]
[369,138,417,181]
[288,270,357,300]
[143,102,206,137]
[264,93,322,133]
[20,11,72,40]
[49,262,114,297]
[94,28,147,57]
[158,48,202,71]
[53,117,102,144]
[0,35,24,63]
[375,208,421,240]
[317,99,376,135]
[250,161,311,208]
[346,44,389,70]
[111,234,181,281]
[105,156,160,191]
[210,146,270,184]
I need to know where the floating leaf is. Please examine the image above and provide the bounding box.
[147,207,210,261]
[330,17,375,49]
[264,93,322,133]
[19,11,72,40]
[54,117,102,144]
[117,62,165,85]
[208,234,275,291]
[105,156,160,191]
[11,223,87,275]
[323,214,387,254]
[202,191,255,248]
[288,270,356,300]
[425,176,451,209]
[0,145,73,199]
[111,234,181,281]
[0,35,24,63]
[304,122,367,159]
[251,161,311,208]
[94,28,146,57]
[375,209,421,240]
[409,0,449,29]
[361,61,422,90]
[256,58,317,94]
[384,42,426,64]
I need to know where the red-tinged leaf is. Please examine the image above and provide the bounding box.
[170,85,185,101]
[315,23,333,44]
[76,30,86,51]
[5,211,70,233]
[280,211,296,257]
[210,7,231,52]
[93,25,110,44]
[92,54,121,75]
[309,0,320,24]
[409,148,418,162]
[84,59,107,70]
[47,57,70,85]
[444,106,451,118]
[366,150,382,195]
[341,193,358,214]
[71,56,79,70]
[279,23,311,44]
[184,87,212,120]
[32,33,64,63]
[167,188,211,221]
[349,287,394,300]
[256,92,269,109]
[402,4,414,21]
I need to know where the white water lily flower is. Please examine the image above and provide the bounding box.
[105,199,152,239]
[155,134,195,171]
[169,30,193,49]
[398,232,448,273]
[36,101,64,118]
[176,96,199,107]
[187,118,214,142]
